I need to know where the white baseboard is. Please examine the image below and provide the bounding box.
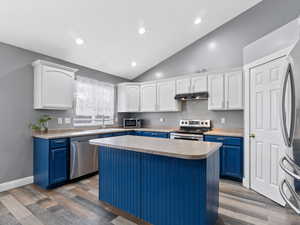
[0,176,33,192]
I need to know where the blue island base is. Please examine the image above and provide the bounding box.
[99,147,219,225]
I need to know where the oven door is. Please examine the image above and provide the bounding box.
[170,133,203,141]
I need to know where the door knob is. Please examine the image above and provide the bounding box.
[249,133,256,138]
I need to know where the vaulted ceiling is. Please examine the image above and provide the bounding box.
[0,0,261,79]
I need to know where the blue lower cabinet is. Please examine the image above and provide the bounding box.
[139,131,170,139]
[221,145,243,180]
[98,133,114,138]
[132,131,143,136]
[49,148,68,185]
[34,138,69,189]
[204,135,243,181]
[112,131,131,136]
[99,147,141,217]
[98,146,219,225]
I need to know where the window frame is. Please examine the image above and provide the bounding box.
[73,76,116,127]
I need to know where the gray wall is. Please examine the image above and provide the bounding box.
[135,0,300,82]
[131,0,300,129]
[0,42,128,184]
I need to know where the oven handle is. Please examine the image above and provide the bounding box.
[174,137,201,141]
[172,135,202,141]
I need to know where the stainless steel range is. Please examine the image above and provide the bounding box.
[170,120,211,141]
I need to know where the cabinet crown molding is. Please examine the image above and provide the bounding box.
[32,60,78,73]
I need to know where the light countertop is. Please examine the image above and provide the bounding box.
[90,135,222,160]
[32,128,176,139]
[204,128,244,138]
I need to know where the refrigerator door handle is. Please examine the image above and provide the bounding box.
[280,155,300,180]
[279,179,300,215]
[280,63,296,147]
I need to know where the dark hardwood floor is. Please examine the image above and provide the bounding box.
[0,175,299,225]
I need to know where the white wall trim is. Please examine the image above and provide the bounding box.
[0,176,33,192]
[242,47,291,189]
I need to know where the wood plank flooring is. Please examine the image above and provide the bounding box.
[0,175,298,225]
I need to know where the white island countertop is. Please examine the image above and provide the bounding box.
[90,135,222,160]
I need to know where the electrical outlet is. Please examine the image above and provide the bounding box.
[65,117,71,124]
[221,117,226,124]
[57,118,63,125]
[160,118,165,123]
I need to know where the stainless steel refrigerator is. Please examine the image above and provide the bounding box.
[279,39,300,215]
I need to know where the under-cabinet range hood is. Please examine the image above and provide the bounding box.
[174,92,209,101]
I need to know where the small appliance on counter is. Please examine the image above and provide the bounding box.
[170,120,211,141]
[123,118,142,128]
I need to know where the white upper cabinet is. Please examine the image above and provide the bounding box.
[208,70,243,110]
[140,82,157,112]
[157,80,180,112]
[225,71,243,110]
[176,74,207,94]
[32,60,78,110]
[191,74,207,93]
[208,73,225,110]
[117,83,140,112]
[176,77,191,94]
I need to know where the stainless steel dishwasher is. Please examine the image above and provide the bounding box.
[70,135,99,180]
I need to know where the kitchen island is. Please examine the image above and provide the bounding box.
[90,135,222,225]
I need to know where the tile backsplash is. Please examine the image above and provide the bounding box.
[126,100,244,129]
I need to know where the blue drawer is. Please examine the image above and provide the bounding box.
[133,131,144,136]
[142,131,169,139]
[98,133,114,138]
[49,138,68,149]
[112,131,130,136]
[204,135,242,146]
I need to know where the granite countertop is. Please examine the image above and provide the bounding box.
[32,127,176,139]
[90,135,222,160]
[204,128,244,138]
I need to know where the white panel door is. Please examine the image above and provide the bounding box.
[250,57,287,205]
[140,82,157,112]
[191,75,207,93]
[208,74,224,110]
[42,66,74,109]
[176,78,191,94]
[157,80,178,111]
[126,85,140,112]
[225,71,243,110]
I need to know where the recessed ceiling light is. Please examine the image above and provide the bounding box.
[131,61,137,67]
[208,41,217,50]
[75,38,84,45]
[138,27,146,35]
[155,72,163,78]
[194,17,202,25]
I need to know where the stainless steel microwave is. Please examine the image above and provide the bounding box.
[123,118,142,128]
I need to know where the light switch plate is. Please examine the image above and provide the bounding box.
[57,118,63,125]
[221,117,226,124]
[65,117,71,124]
